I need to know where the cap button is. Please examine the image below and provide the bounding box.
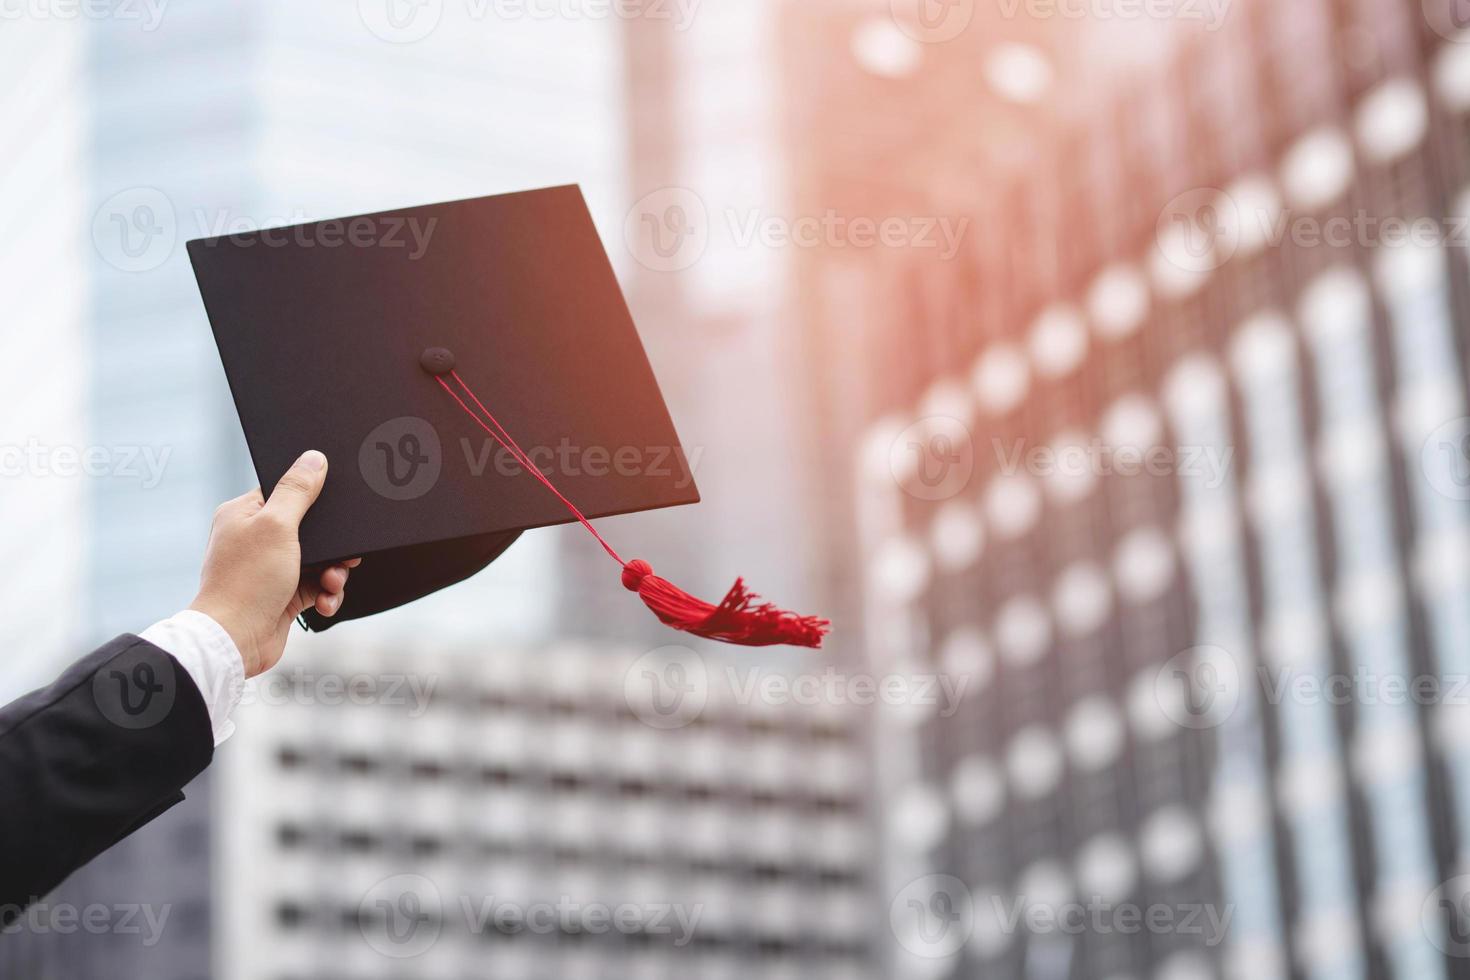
[622,559,653,591]
[420,347,456,376]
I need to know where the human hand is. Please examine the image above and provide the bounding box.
[190,450,361,678]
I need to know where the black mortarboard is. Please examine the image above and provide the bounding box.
[188,186,827,646]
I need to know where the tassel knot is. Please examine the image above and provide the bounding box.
[434,368,830,649]
[621,559,653,591]
[624,561,829,649]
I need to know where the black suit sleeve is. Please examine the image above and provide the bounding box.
[0,635,214,922]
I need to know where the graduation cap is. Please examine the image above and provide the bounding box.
[187,185,827,648]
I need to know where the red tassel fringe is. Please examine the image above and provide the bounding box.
[621,559,829,649]
[434,370,831,649]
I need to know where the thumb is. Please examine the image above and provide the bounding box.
[263,450,329,528]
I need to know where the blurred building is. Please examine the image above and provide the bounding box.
[1,4,633,977]
[0,15,90,704]
[784,0,1470,978]
[216,636,874,980]
[558,2,826,644]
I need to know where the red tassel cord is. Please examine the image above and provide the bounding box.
[435,370,830,649]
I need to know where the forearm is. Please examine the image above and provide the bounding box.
[0,635,214,921]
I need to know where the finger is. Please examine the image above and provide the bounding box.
[262,451,329,529]
[219,488,265,516]
[315,590,344,617]
[320,565,350,595]
[343,557,364,569]
[289,580,322,622]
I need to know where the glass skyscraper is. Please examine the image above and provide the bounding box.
[787,0,1470,977]
[2,4,629,976]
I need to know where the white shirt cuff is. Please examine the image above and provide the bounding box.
[140,609,246,747]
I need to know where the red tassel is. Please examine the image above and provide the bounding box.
[621,560,829,648]
[434,369,831,649]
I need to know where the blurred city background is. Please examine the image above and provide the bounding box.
[5,0,1470,978]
